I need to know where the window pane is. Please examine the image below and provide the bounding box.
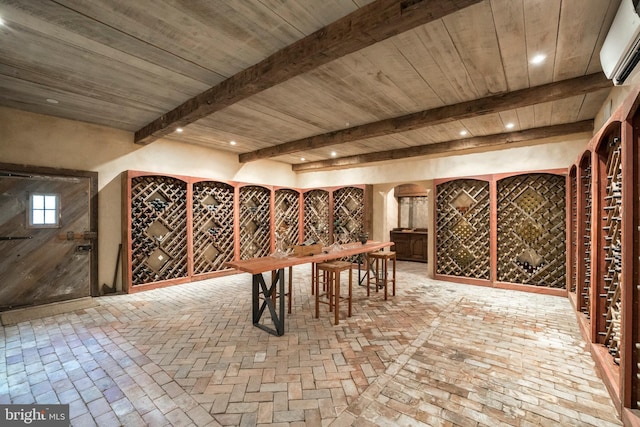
[44,210,56,224]
[44,195,57,209]
[413,197,429,229]
[33,210,44,224]
[32,195,44,209]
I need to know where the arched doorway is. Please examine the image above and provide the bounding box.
[391,183,429,263]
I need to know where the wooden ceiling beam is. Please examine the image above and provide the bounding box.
[291,120,594,171]
[134,0,482,145]
[240,73,610,162]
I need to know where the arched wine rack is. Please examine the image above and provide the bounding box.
[274,188,301,250]
[303,189,330,246]
[129,175,188,286]
[496,173,566,288]
[239,185,271,260]
[192,181,235,275]
[435,179,490,280]
[123,172,369,292]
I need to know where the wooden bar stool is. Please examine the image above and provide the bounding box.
[311,262,325,296]
[367,251,396,300]
[311,262,333,296]
[315,261,353,325]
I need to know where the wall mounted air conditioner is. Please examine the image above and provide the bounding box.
[600,0,640,86]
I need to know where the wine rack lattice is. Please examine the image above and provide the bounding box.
[334,186,365,262]
[333,187,365,244]
[239,186,271,260]
[601,137,622,364]
[192,181,235,274]
[581,160,593,317]
[304,190,330,246]
[130,176,188,285]
[570,170,578,293]
[274,189,300,250]
[569,169,579,293]
[436,179,490,279]
[497,174,566,288]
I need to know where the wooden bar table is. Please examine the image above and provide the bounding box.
[225,241,392,336]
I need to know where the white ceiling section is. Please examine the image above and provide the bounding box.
[0,0,620,171]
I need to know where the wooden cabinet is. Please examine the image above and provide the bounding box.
[390,230,428,263]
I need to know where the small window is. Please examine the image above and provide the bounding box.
[29,193,60,228]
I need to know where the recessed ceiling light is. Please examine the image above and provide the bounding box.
[0,17,5,26]
[46,98,59,104]
[505,123,515,129]
[459,130,468,136]
[230,140,236,146]
[176,127,183,133]
[300,157,306,161]
[530,54,546,65]
[331,151,337,157]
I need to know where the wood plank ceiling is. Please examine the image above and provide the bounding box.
[0,0,620,171]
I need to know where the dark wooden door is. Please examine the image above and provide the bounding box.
[0,165,97,310]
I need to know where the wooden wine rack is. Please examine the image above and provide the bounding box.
[192,181,235,275]
[274,189,301,250]
[599,137,622,364]
[124,173,369,292]
[580,159,592,318]
[304,190,330,246]
[565,87,640,420]
[570,168,578,294]
[435,179,490,280]
[497,173,566,288]
[239,186,271,260]
[333,186,365,262]
[130,175,188,286]
[333,187,365,244]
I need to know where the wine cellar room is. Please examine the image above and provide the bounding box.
[3,0,640,425]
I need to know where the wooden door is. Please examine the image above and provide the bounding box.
[0,165,97,310]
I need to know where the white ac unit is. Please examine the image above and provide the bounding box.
[600,0,640,86]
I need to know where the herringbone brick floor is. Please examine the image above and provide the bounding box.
[0,262,622,426]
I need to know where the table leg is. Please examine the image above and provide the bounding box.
[334,272,340,325]
[366,253,371,297]
[357,253,365,286]
[252,269,285,336]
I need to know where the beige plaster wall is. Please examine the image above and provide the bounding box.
[299,135,589,278]
[296,135,589,188]
[1,105,593,288]
[0,107,297,290]
[594,85,635,131]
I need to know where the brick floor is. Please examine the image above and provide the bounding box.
[0,262,622,426]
